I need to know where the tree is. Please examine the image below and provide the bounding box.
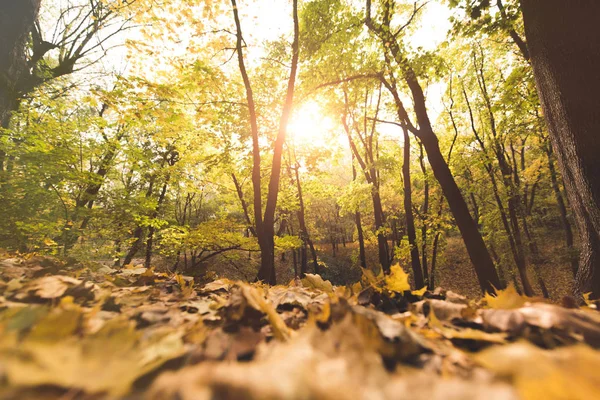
[365,0,502,293]
[231,0,300,284]
[1,0,136,144]
[0,0,41,132]
[521,0,600,298]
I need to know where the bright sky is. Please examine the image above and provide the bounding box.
[58,0,451,149]
[285,1,452,145]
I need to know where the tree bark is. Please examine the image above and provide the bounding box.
[0,0,41,169]
[418,141,429,286]
[232,173,257,237]
[545,139,578,277]
[402,126,424,288]
[293,163,319,275]
[352,158,367,269]
[145,178,170,268]
[521,0,600,298]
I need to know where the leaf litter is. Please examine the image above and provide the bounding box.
[0,257,599,399]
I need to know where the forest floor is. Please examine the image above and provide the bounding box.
[0,252,599,399]
[190,235,576,301]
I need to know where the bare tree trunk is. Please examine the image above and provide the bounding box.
[145,178,170,268]
[122,176,156,266]
[418,141,430,287]
[232,0,299,285]
[522,0,600,298]
[341,95,390,273]
[232,173,257,236]
[352,160,367,269]
[402,126,424,288]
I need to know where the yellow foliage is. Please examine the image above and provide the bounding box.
[412,286,428,296]
[484,283,529,309]
[476,342,600,400]
[385,264,410,293]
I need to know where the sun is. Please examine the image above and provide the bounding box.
[287,101,334,146]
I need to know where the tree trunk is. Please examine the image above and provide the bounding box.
[545,140,578,277]
[352,161,368,269]
[293,163,319,275]
[145,179,170,268]
[521,0,600,298]
[0,0,41,170]
[418,141,429,287]
[232,173,257,236]
[402,126,424,288]
[232,0,299,285]
[342,102,390,273]
[366,0,502,293]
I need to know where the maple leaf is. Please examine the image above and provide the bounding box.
[385,264,410,293]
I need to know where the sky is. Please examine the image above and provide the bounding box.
[42,0,452,148]
[238,0,453,145]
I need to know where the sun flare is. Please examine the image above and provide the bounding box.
[287,101,334,146]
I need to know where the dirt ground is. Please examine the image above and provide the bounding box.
[148,234,576,301]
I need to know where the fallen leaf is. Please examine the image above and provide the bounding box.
[385,264,410,293]
[301,274,334,293]
[476,342,600,400]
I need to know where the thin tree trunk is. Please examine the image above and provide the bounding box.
[430,231,441,290]
[145,178,170,268]
[342,95,390,273]
[232,173,257,236]
[122,176,156,266]
[352,159,367,269]
[463,84,534,295]
[232,0,299,285]
[402,126,424,288]
[418,141,430,287]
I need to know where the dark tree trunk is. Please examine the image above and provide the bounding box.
[145,179,170,268]
[418,141,429,287]
[232,173,257,237]
[352,161,367,269]
[402,126,424,288]
[371,190,390,272]
[430,231,441,290]
[293,163,319,276]
[0,0,41,170]
[123,226,145,267]
[545,140,578,277]
[232,0,299,285]
[341,100,390,273]
[521,0,600,298]
[367,0,502,293]
[122,176,156,267]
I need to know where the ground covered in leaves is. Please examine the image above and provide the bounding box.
[1,254,600,400]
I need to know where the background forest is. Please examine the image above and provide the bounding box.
[0,0,580,299]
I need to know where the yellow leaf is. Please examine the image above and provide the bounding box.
[385,264,410,293]
[484,283,528,309]
[42,238,57,246]
[583,292,593,306]
[412,286,427,296]
[301,274,333,293]
[476,342,600,400]
[360,267,383,292]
